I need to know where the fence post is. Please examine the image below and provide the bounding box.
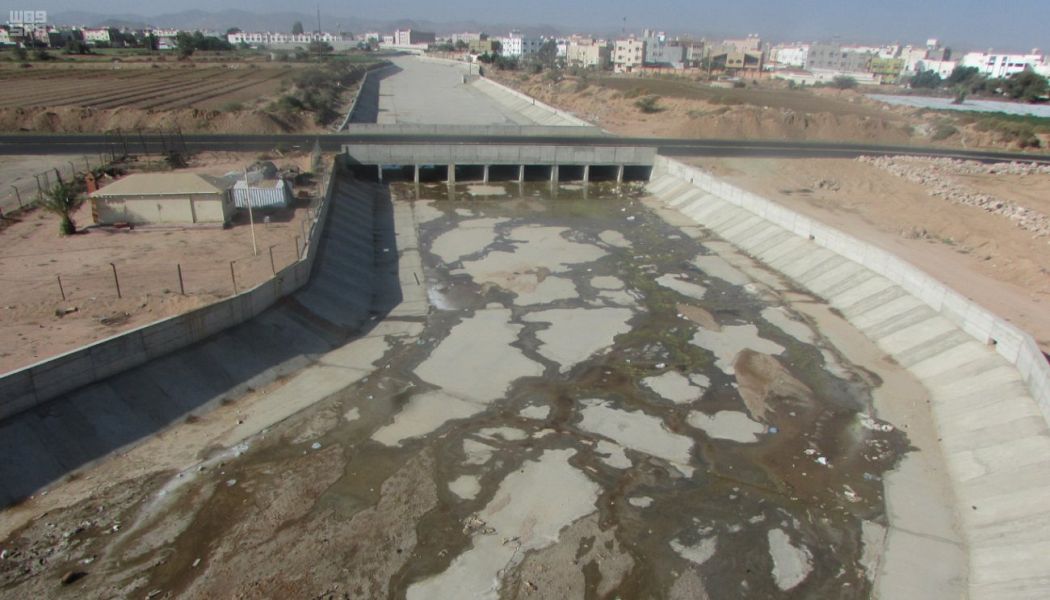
[229,261,238,295]
[295,235,301,260]
[34,175,43,202]
[57,275,66,301]
[110,263,122,298]
[12,186,21,209]
[177,263,185,295]
[268,244,277,275]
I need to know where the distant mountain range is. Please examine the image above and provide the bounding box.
[49,9,571,38]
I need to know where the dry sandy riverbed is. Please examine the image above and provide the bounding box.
[0,181,956,598]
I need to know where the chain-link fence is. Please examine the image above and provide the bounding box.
[0,154,113,217]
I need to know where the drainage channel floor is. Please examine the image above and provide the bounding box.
[0,181,909,599]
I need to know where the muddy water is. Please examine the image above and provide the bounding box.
[0,181,908,599]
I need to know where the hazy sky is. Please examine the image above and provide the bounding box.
[13,0,1050,51]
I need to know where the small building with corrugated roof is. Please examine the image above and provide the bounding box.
[89,173,234,226]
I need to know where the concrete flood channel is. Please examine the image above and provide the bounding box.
[1,180,911,598]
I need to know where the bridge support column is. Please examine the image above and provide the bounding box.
[483,165,490,183]
[550,165,559,185]
[518,165,525,184]
[413,164,420,184]
[616,165,624,184]
[448,163,456,185]
[582,165,590,184]
[377,164,383,183]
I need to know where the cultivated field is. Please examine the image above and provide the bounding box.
[0,64,293,112]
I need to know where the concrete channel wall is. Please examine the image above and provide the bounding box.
[472,77,595,127]
[650,155,1050,598]
[335,63,399,131]
[0,165,339,421]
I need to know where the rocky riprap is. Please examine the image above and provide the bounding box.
[858,155,1050,240]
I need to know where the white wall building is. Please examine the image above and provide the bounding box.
[961,51,1046,78]
[227,31,339,47]
[80,27,111,44]
[916,59,958,78]
[613,38,645,73]
[498,30,544,57]
[769,44,809,69]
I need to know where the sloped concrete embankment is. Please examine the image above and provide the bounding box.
[648,155,1050,599]
[472,76,596,127]
[0,173,402,506]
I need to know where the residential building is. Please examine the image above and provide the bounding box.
[642,30,685,68]
[451,32,482,44]
[227,31,341,47]
[915,59,958,78]
[870,57,906,80]
[705,41,764,72]
[769,44,810,69]
[613,38,645,73]
[498,30,544,57]
[90,173,234,226]
[393,29,435,46]
[807,43,873,73]
[80,27,111,45]
[566,38,610,69]
[469,38,497,54]
[960,51,1045,78]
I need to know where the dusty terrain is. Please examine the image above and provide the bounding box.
[488,72,1050,151]
[684,156,1050,352]
[0,151,322,374]
[0,55,373,133]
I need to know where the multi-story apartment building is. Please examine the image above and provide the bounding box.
[80,27,111,45]
[613,38,645,73]
[769,44,809,69]
[960,51,1045,78]
[807,43,873,73]
[227,31,340,46]
[566,38,610,69]
[498,30,544,57]
[393,29,435,46]
[451,32,482,45]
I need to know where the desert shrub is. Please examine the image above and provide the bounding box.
[634,95,662,113]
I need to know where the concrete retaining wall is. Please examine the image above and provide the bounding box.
[335,62,397,131]
[0,165,339,421]
[650,155,1050,598]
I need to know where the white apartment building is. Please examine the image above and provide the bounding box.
[227,31,339,46]
[769,44,809,69]
[498,30,544,57]
[80,27,111,44]
[451,32,481,44]
[613,38,645,73]
[915,59,958,78]
[961,51,1045,78]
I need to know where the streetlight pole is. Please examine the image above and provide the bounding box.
[243,168,258,256]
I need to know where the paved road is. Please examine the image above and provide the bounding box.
[1,132,1048,164]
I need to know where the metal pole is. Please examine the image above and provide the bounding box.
[34,175,43,202]
[12,186,21,209]
[177,263,185,295]
[294,235,301,260]
[244,168,258,256]
[268,244,277,275]
[230,261,238,294]
[57,275,66,301]
[109,263,122,299]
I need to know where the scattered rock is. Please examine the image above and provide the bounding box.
[60,570,86,586]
